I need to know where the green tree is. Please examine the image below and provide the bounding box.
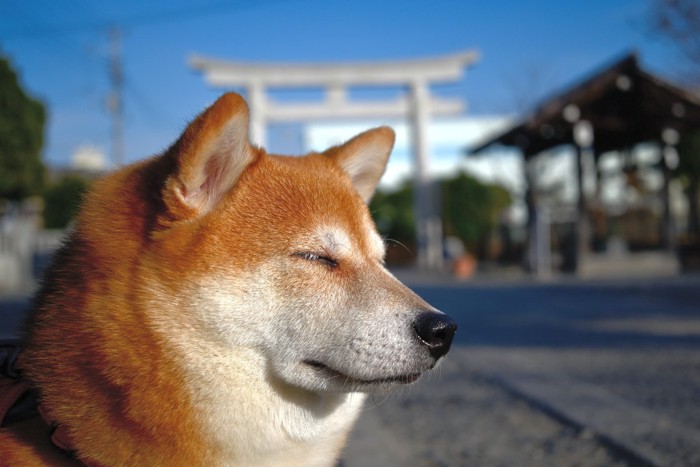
[441,171,511,254]
[646,0,700,86]
[43,175,90,229]
[370,180,415,244]
[0,55,46,201]
[370,173,512,261]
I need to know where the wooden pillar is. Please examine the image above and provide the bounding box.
[573,120,594,274]
[660,141,678,251]
[575,145,589,255]
[523,155,537,273]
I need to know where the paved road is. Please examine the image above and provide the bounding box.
[344,275,700,466]
[346,355,636,467]
[2,275,700,466]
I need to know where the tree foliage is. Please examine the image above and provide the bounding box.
[370,180,415,244]
[42,175,90,229]
[441,171,511,252]
[370,172,512,259]
[0,55,47,201]
[647,0,700,86]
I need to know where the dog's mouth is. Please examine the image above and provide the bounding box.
[302,359,421,386]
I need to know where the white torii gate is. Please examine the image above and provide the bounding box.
[189,50,479,271]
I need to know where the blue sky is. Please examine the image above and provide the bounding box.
[0,0,677,168]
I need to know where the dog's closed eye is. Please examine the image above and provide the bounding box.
[294,252,338,269]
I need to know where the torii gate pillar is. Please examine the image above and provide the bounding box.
[190,51,479,271]
[409,79,442,270]
[247,83,267,146]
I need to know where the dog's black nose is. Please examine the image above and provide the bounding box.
[413,312,457,360]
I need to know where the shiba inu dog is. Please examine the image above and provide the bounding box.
[0,93,456,466]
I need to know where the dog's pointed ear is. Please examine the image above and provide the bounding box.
[162,93,255,220]
[325,126,395,203]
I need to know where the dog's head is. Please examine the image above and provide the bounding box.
[153,93,456,393]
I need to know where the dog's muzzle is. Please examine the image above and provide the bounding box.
[412,312,457,360]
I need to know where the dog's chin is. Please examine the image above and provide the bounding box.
[298,359,423,392]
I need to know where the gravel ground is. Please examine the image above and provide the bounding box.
[344,357,637,467]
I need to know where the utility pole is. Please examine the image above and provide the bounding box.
[108,26,124,167]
